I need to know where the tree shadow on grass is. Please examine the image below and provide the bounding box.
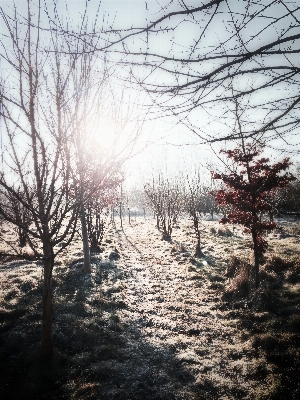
[115,228,143,256]
[0,258,219,400]
[221,277,300,399]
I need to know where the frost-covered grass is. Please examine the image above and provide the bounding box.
[0,216,300,399]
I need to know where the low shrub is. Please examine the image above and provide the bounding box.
[171,242,188,253]
[209,274,225,282]
[287,314,300,332]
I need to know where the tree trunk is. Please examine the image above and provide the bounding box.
[80,202,91,273]
[111,207,115,225]
[41,241,54,360]
[194,216,203,257]
[119,202,123,228]
[167,218,172,237]
[18,228,27,247]
[89,233,98,253]
[195,241,203,257]
[161,217,171,240]
[252,230,260,289]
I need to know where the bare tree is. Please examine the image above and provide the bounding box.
[144,175,183,240]
[86,1,300,150]
[64,38,111,273]
[8,188,32,248]
[0,2,83,359]
[52,5,144,272]
[200,186,220,221]
[0,0,146,358]
[183,172,205,257]
[125,186,150,220]
[82,155,123,253]
[69,81,141,271]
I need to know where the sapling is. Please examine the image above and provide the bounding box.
[213,142,295,288]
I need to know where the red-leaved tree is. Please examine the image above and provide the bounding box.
[213,142,295,289]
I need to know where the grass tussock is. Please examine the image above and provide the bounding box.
[263,254,300,284]
[215,225,234,237]
[209,225,234,237]
[224,252,300,399]
[171,242,188,253]
[265,254,294,273]
[223,256,253,300]
[225,254,244,278]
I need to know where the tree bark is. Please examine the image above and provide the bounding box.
[41,241,54,360]
[252,230,260,289]
[194,216,203,257]
[18,228,27,247]
[80,202,91,273]
[119,201,123,229]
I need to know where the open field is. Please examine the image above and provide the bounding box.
[0,216,300,399]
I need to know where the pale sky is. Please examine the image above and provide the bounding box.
[1,0,299,187]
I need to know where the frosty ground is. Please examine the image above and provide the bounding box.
[0,216,300,399]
